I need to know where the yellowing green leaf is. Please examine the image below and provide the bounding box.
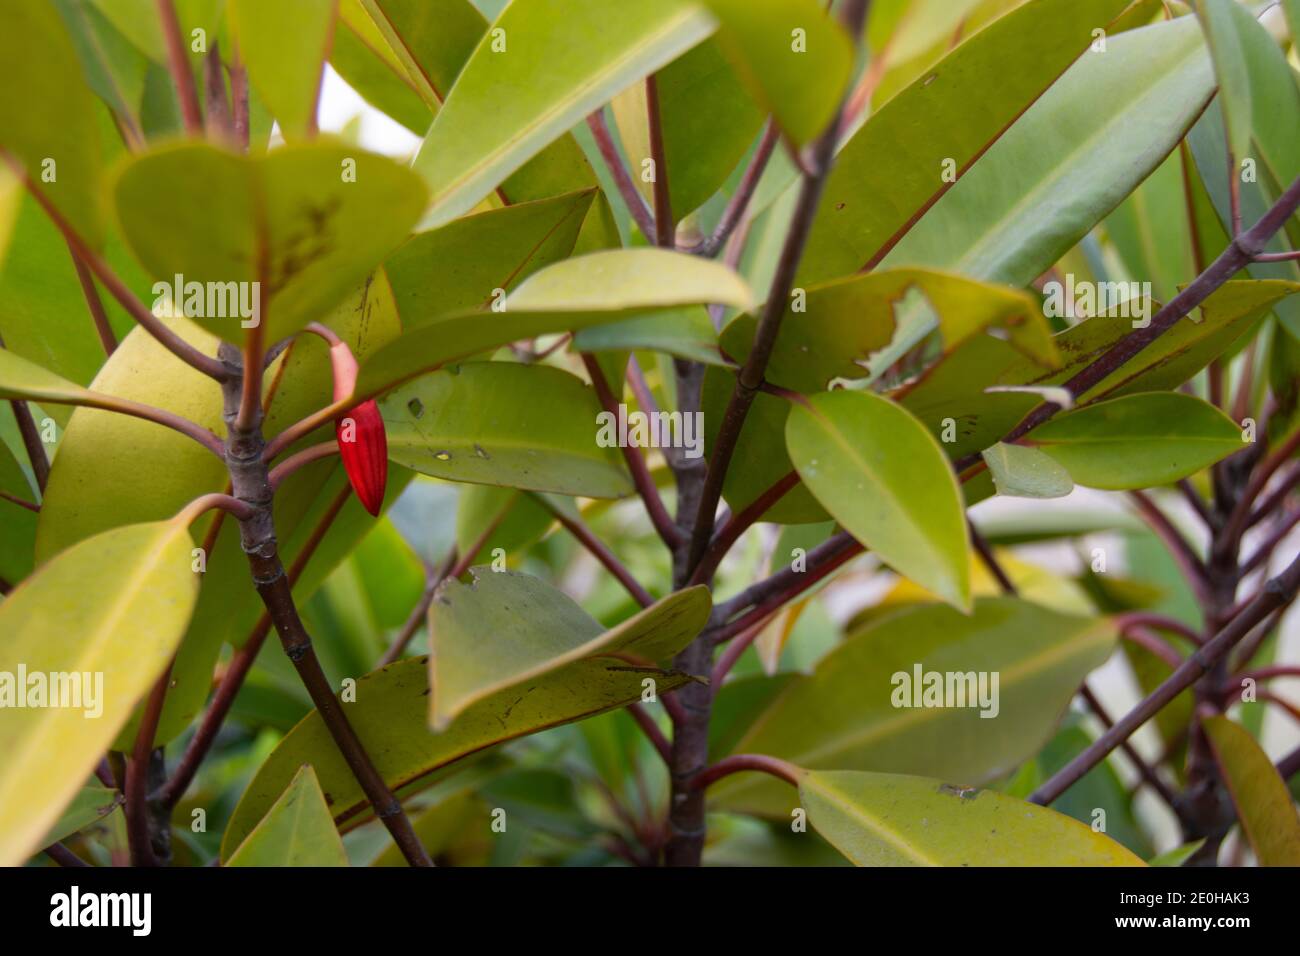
[1204,716,1300,866]
[0,520,200,866]
[799,770,1144,866]
[226,765,348,867]
[786,390,970,609]
[429,571,709,729]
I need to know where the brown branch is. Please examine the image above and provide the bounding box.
[67,242,118,355]
[157,0,202,134]
[688,754,802,791]
[645,74,674,247]
[268,440,340,489]
[1079,684,1184,818]
[585,109,657,241]
[4,156,229,380]
[126,663,172,866]
[161,486,351,808]
[1029,550,1300,805]
[689,470,800,586]
[626,702,672,764]
[533,494,654,607]
[580,352,682,548]
[954,172,1300,475]
[8,398,49,493]
[685,5,867,574]
[685,122,781,258]
[1129,490,1213,605]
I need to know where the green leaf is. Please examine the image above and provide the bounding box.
[572,307,722,366]
[0,520,200,866]
[226,765,348,867]
[897,280,1298,463]
[356,249,751,399]
[413,0,714,228]
[786,390,970,609]
[1148,838,1206,867]
[112,142,427,343]
[611,38,765,220]
[221,654,694,858]
[387,190,596,328]
[380,362,631,498]
[0,439,38,585]
[1195,0,1257,168]
[230,0,338,141]
[87,0,222,66]
[701,0,853,147]
[799,0,1134,285]
[982,442,1074,500]
[879,14,1215,288]
[724,268,1056,394]
[1029,392,1243,490]
[329,2,431,134]
[0,347,99,408]
[429,570,709,728]
[37,785,122,850]
[0,0,105,245]
[714,598,1117,816]
[37,280,406,747]
[799,770,1144,866]
[1204,716,1300,866]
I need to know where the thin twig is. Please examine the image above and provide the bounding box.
[156,0,202,133]
[533,495,654,607]
[688,754,802,791]
[689,470,800,586]
[626,703,672,764]
[580,353,682,548]
[1030,551,1300,805]
[268,440,340,489]
[67,242,117,355]
[645,74,674,248]
[685,122,781,258]
[585,110,657,241]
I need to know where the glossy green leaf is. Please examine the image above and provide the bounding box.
[0,0,104,245]
[982,442,1074,499]
[230,0,338,141]
[702,0,853,147]
[430,570,709,728]
[221,654,694,857]
[800,0,1134,285]
[879,15,1214,287]
[1029,392,1243,490]
[413,0,713,228]
[113,142,427,343]
[0,520,200,866]
[1204,716,1300,866]
[356,249,751,399]
[329,2,431,134]
[380,362,630,498]
[226,765,348,867]
[786,390,970,609]
[799,770,1144,866]
[387,190,595,328]
[715,599,1117,816]
[1148,839,1206,867]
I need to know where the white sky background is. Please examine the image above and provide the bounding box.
[314,65,1300,855]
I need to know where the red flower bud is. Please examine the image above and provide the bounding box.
[328,340,387,516]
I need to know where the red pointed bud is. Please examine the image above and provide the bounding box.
[328,340,387,516]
